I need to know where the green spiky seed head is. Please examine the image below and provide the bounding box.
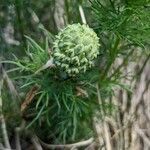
[53,23,100,76]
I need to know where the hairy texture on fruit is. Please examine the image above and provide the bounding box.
[53,23,100,76]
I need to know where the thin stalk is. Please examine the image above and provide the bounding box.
[109,0,116,12]
[0,77,11,149]
[65,0,70,24]
[14,0,26,50]
[96,84,105,117]
[31,135,43,150]
[79,5,87,24]
[101,36,120,80]
[15,127,22,150]
[39,137,94,149]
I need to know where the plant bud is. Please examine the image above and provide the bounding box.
[52,23,100,76]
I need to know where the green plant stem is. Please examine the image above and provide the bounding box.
[109,0,116,12]
[65,0,70,24]
[101,36,120,80]
[14,0,26,51]
[79,4,87,24]
[96,84,105,117]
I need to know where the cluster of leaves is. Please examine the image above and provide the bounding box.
[91,0,150,46]
[4,31,119,143]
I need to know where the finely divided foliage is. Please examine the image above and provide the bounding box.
[91,0,150,46]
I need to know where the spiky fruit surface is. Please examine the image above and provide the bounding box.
[53,23,100,76]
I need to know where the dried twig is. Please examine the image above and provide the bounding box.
[31,135,43,150]
[103,122,112,150]
[2,67,20,101]
[54,0,66,29]
[135,126,150,147]
[15,121,26,150]
[15,127,22,150]
[0,69,11,149]
[15,130,21,150]
[21,85,39,112]
[39,137,94,149]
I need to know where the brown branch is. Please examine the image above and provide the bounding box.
[39,137,94,149]
[135,126,150,147]
[0,73,11,149]
[31,135,43,150]
[21,85,39,112]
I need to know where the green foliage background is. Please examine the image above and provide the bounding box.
[0,0,150,145]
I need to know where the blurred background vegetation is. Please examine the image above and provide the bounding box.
[0,0,150,149]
